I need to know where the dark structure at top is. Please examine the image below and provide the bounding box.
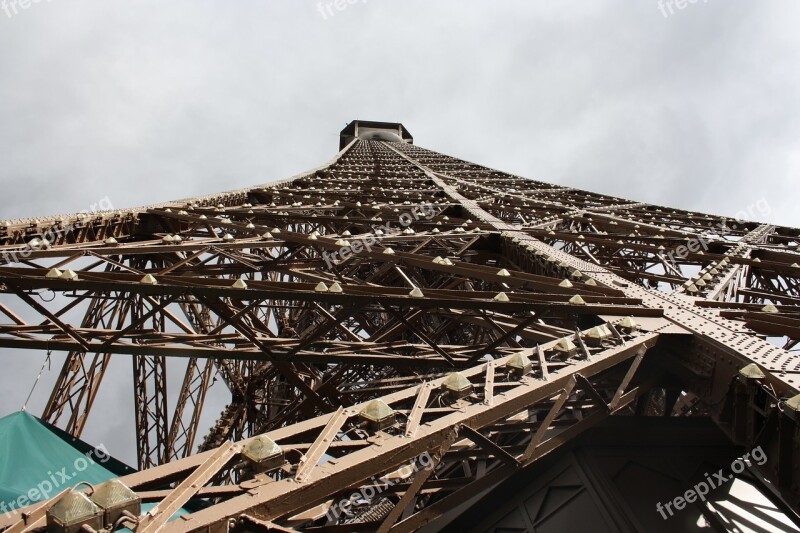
[339,119,413,150]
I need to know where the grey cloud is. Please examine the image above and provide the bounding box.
[0,0,798,464]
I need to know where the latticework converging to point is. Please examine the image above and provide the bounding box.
[0,120,798,532]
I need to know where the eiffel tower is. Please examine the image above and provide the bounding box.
[0,120,799,532]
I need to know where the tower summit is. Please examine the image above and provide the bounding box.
[339,119,413,149]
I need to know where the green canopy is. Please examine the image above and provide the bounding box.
[0,411,117,513]
[0,410,192,524]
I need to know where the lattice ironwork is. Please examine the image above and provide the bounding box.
[1,120,799,532]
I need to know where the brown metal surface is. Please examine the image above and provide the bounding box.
[1,122,799,531]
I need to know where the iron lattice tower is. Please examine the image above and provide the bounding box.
[1,120,799,532]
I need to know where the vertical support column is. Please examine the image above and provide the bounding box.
[735,363,765,444]
[780,395,800,490]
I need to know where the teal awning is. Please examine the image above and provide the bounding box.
[0,411,117,511]
[0,410,192,524]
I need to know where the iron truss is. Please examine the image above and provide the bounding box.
[1,124,800,532]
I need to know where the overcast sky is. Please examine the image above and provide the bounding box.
[0,1,798,466]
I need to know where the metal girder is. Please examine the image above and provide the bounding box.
[1,126,800,531]
[0,328,656,533]
[133,351,169,469]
